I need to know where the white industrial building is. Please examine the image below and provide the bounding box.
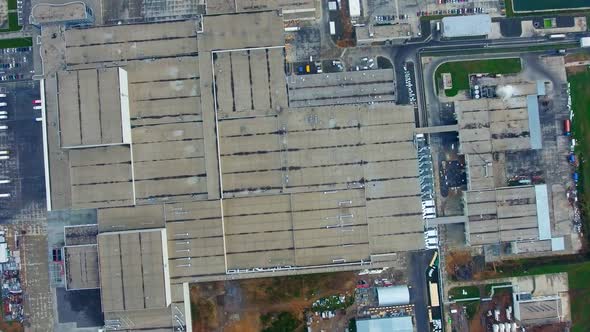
[376,285,410,306]
[442,15,492,38]
[356,316,413,332]
[349,0,361,18]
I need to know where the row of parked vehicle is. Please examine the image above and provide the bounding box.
[0,47,30,55]
[425,227,438,249]
[418,6,487,16]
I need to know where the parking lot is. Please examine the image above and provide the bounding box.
[0,78,44,224]
[0,47,33,82]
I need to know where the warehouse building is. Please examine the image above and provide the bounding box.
[453,76,573,256]
[442,14,492,38]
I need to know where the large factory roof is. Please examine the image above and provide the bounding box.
[56,67,130,147]
[38,12,429,323]
[98,229,170,313]
[442,14,491,38]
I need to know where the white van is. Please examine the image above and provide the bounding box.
[425,228,438,238]
[422,200,435,208]
[423,207,436,215]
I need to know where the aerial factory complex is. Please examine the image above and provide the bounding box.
[0,0,585,331]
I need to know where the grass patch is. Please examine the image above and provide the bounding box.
[0,38,31,49]
[504,0,515,16]
[7,0,16,11]
[260,312,301,332]
[448,285,480,300]
[463,301,480,320]
[543,18,553,28]
[435,58,522,97]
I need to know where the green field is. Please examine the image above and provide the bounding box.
[448,286,480,300]
[435,58,522,97]
[0,38,31,49]
[7,0,16,11]
[569,68,590,243]
[0,12,21,32]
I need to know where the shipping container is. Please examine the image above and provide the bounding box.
[564,119,571,136]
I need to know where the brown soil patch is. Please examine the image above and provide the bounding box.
[190,272,357,332]
[566,52,590,63]
[567,65,588,75]
[446,250,473,278]
[527,322,570,332]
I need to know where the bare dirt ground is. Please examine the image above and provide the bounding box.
[446,250,474,280]
[527,322,570,332]
[190,272,357,332]
[566,52,590,63]
[567,66,590,76]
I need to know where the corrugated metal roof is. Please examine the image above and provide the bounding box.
[535,184,551,240]
[442,15,491,38]
[356,316,414,332]
[377,285,410,306]
[527,95,543,150]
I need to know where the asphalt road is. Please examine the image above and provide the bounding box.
[408,249,437,332]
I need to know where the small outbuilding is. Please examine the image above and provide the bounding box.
[376,285,410,306]
[442,15,491,38]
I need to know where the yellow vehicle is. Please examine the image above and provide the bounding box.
[305,64,310,73]
[429,251,438,267]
